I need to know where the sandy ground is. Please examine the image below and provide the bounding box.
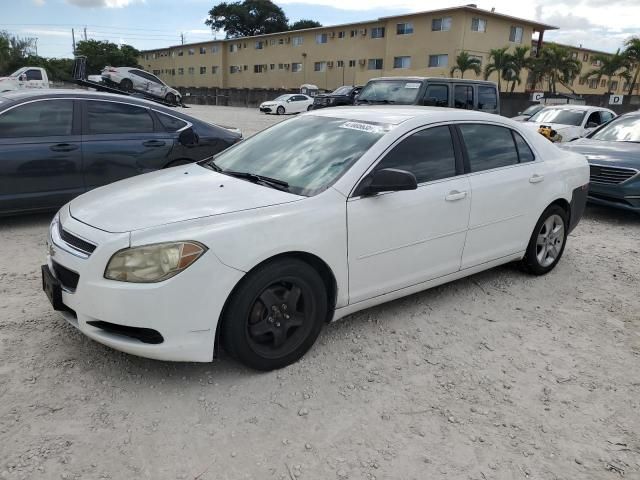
[1,106,640,480]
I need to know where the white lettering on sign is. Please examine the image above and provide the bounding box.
[609,94,624,105]
[405,82,421,89]
[340,121,385,133]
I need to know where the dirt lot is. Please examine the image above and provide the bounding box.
[1,106,639,480]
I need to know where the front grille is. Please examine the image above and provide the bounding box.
[59,225,96,255]
[589,165,638,185]
[86,321,164,344]
[52,261,79,291]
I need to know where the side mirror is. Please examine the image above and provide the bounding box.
[358,168,417,196]
[178,127,199,147]
[19,74,27,81]
[585,122,598,129]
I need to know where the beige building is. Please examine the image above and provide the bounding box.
[140,5,555,92]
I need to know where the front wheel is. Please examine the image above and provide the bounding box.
[165,92,177,104]
[276,106,285,115]
[222,258,327,371]
[521,205,568,275]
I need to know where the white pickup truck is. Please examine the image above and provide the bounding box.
[0,67,52,92]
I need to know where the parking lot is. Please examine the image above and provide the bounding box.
[1,105,639,480]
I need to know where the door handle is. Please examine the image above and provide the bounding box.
[50,143,78,152]
[529,174,545,184]
[143,140,166,147]
[445,190,467,201]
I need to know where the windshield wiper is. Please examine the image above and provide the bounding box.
[199,158,222,172]
[224,170,290,192]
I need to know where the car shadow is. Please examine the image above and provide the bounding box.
[583,204,640,225]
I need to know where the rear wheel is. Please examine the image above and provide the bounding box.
[222,258,327,371]
[276,106,285,115]
[307,105,313,111]
[522,205,568,275]
[120,78,133,92]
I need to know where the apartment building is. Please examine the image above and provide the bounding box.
[140,4,555,92]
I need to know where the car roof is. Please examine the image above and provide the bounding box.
[307,105,504,125]
[0,88,167,108]
[538,104,610,111]
[367,76,497,85]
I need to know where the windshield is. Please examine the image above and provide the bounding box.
[205,116,387,196]
[358,80,423,104]
[522,104,543,116]
[529,108,586,126]
[332,86,352,95]
[10,67,27,77]
[273,95,291,101]
[590,115,640,142]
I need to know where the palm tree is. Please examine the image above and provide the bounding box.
[623,37,640,97]
[582,50,630,93]
[484,47,511,91]
[503,46,531,92]
[450,51,481,79]
[530,44,581,94]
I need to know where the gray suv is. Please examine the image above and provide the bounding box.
[356,77,500,114]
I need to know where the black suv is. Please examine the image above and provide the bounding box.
[310,85,362,110]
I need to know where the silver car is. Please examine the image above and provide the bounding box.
[101,67,181,105]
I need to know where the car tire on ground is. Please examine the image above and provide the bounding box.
[522,205,568,275]
[120,78,133,92]
[307,105,313,111]
[165,93,177,105]
[276,106,285,115]
[221,258,328,371]
[164,159,192,168]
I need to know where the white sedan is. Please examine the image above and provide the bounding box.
[522,105,616,142]
[259,94,314,115]
[42,107,589,370]
[101,66,181,105]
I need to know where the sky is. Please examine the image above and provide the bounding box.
[2,0,638,58]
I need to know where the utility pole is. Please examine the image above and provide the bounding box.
[180,33,185,45]
[83,27,87,41]
[71,28,76,54]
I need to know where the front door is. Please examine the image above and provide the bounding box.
[347,125,471,303]
[0,99,84,214]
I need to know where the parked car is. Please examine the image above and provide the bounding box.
[0,67,51,92]
[259,94,314,114]
[511,104,546,122]
[42,107,589,370]
[310,85,362,110]
[101,67,182,105]
[522,105,616,142]
[355,77,500,114]
[560,111,640,213]
[0,89,241,216]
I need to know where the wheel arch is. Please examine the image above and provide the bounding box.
[214,251,338,355]
[548,197,571,224]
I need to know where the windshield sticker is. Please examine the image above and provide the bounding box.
[340,121,386,134]
[404,82,421,89]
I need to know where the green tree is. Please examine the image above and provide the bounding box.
[582,50,630,93]
[289,19,322,31]
[205,0,289,38]
[530,44,582,94]
[450,51,481,79]
[74,40,140,74]
[484,47,512,91]
[623,37,640,97]
[0,31,37,75]
[0,32,10,73]
[503,46,531,92]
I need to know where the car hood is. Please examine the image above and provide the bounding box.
[69,164,304,233]
[560,138,640,169]
[510,115,530,122]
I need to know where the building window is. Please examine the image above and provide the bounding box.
[211,66,218,74]
[571,51,578,59]
[611,81,618,91]
[337,60,344,67]
[292,36,303,46]
[471,18,487,32]
[582,53,589,61]
[350,29,358,38]
[368,58,383,70]
[212,45,219,54]
[270,64,275,70]
[177,50,184,56]
[393,56,411,69]
[199,47,206,54]
[278,38,285,45]
[255,41,264,49]
[314,61,327,72]
[396,22,414,35]
[292,63,302,72]
[371,27,385,39]
[428,54,449,67]
[316,33,328,44]
[592,58,602,66]
[432,17,452,31]
[254,64,266,73]
[229,44,239,53]
[230,66,240,74]
[600,79,607,87]
[178,68,184,75]
[188,67,195,74]
[509,26,524,43]
[278,63,284,69]
[348,59,356,67]
[338,31,346,38]
[200,66,206,74]
[188,48,195,55]
[588,78,598,89]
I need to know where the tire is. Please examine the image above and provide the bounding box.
[165,92,177,105]
[222,258,328,371]
[521,205,568,275]
[307,105,313,111]
[276,106,285,115]
[120,78,133,92]
[164,159,192,168]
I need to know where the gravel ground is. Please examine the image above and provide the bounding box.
[1,106,639,480]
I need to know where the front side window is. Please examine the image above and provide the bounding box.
[371,27,385,39]
[471,18,487,32]
[478,86,497,110]
[432,17,452,31]
[393,56,411,69]
[454,85,474,109]
[428,54,448,68]
[86,101,154,135]
[590,115,640,142]
[459,124,519,172]
[509,26,524,43]
[292,63,303,72]
[376,126,457,183]
[423,84,448,106]
[209,116,386,196]
[0,100,73,138]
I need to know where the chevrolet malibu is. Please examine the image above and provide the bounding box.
[43,107,590,370]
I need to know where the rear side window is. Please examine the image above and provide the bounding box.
[478,86,498,111]
[423,84,448,107]
[459,124,519,172]
[0,100,73,137]
[87,101,154,135]
[156,112,188,132]
[513,131,535,162]
[454,85,474,109]
[376,126,457,183]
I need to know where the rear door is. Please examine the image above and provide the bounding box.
[0,98,84,213]
[80,99,174,190]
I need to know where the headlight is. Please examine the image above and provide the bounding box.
[104,241,207,283]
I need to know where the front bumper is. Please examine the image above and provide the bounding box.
[44,207,244,362]
[587,180,640,213]
[259,107,273,113]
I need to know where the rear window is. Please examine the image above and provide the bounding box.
[87,101,154,135]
